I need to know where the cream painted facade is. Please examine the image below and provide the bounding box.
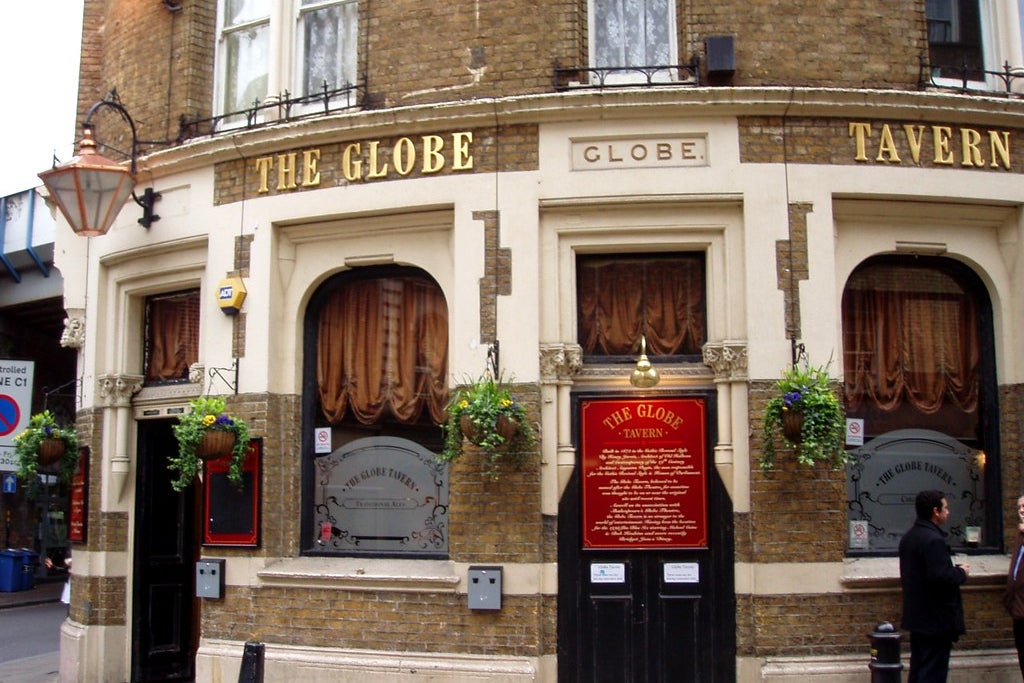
[52,86,1024,681]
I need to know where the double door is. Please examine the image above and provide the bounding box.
[558,393,735,682]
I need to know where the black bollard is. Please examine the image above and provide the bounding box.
[868,622,902,683]
[238,640,265,683]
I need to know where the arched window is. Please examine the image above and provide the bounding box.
[843,256,999,553]
[302,266,450,557]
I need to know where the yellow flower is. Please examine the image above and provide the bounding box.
[458,399,469,410]
[500,398,512,408]
[202,414,216,427]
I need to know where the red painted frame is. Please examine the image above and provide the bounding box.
[203,438,261,547]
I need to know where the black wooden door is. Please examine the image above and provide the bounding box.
[558,392,735,683]
[132,419,197,682]
[578,550,715,682]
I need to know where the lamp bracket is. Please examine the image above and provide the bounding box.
[42,375,84,410]
[208,359,240,395]
[84,90,173,228]
[486,341,500,378]
[790,339,807,367]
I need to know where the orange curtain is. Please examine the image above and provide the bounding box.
[317,277,448,426]
[842,266,978,415]
[578,257,705,355]
[145,291,199,382]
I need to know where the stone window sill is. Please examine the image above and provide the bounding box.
[841,554,1007,590]
[258,556,460,593]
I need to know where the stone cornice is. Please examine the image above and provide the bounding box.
[141,86,1024,179]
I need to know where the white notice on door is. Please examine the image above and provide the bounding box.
[590,563,626,583]
[664,562,699,583]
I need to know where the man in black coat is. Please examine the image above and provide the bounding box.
[899,489,970,682]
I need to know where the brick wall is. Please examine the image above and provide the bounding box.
[690,0,924,88]
[80,2,938,154]
[203,586,544,656]
[739,587,1009,658]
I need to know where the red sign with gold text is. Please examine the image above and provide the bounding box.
[581,398,707,549]
[69,447,88,543]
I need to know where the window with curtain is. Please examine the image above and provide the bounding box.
[842,259,980,438]
[219,0,271,116]
[589,0,676,83]
[216,0,358,121]
[577,253,706,359]
[304,268,450,557]
[298,0,358,99]
[143,289,200,384]
[843,256,999,554]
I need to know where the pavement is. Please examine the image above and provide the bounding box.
[0,578,63,610]
[0,579,64,683]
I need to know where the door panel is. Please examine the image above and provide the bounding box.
[132,420,196,682]
[559,393,735,683]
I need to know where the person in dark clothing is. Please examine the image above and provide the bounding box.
[899,489,969,682]
[1003,494,1024,678]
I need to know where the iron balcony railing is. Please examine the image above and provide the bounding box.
[918,53,1024,97]
[177,81,364,142]
[553,58,701,91]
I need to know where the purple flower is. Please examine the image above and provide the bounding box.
[782,390,802,408]
[43,425,53,437]
[214,414,234,428]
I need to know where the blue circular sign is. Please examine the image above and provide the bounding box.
[0,395,22,437]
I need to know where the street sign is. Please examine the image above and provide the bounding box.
[0,361,34,473]
[2,473,16,493]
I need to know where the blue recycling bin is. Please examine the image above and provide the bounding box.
[0,550,21,592]
[0,550,38,592]
[16,550,38,591]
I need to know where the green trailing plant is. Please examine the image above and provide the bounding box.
[14,410,79,490]
[169,396,250,492]
[761,360,847,470]
[438,373,537,479]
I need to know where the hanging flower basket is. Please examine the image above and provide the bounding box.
[169,396,250,491]
[460,413,519,450]
[194,430,237,461]
[440,373,537,479]
[37,438,67,466]
[14,410,79,493]
[761,360,846,470]
[780,410,805,443]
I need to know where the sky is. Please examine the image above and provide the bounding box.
[0,2,85,198]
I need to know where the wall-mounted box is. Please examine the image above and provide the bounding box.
[705,35,736,76]
[196,559,225,599]
[468,565,502,610]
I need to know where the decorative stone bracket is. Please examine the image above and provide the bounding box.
[98,373,143,501]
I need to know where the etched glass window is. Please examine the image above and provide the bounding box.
[303,267,450,557]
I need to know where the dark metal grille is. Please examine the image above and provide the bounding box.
[918,53,1024,97]
[553,57,700,91]
[177,82,363,142]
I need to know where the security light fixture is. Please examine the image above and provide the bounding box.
[38,94,161,236]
